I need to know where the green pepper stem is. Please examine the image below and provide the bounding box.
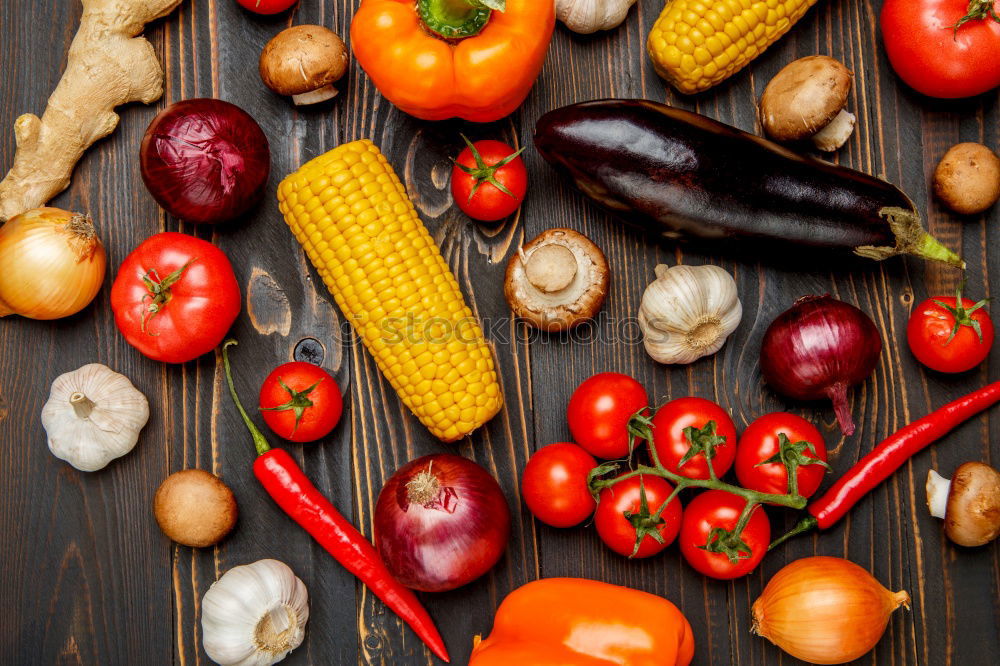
[222,339,272,457]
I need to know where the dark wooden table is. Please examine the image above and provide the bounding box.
[2,1,998,664]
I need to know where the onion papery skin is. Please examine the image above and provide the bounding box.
[374,454,511,593]
[0,207,106,319]
[760,295,882,436]
[752,556,910,664]
[140,99,270,224]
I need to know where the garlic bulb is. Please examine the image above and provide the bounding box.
[41,363,149,471]
[202,559,309,666]
[556,0,637,33]
[638,264,742,364]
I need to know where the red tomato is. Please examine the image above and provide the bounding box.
[594,474,682,558]
[259,362,343,442]
[650,397,738,480]
[567,373,649,459]
[111,232,240,363]
[881,0,1000,98]
[522,443,597,528]
[235,0,298,15]
[679,490,770,580]
[451,138,527,222]
[907,294,994,373]
[735,413,829,498]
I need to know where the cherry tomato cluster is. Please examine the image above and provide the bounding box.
[521,372,831,579]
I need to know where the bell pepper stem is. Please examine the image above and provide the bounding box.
[418,0,495,39]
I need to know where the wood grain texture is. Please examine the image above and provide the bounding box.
[1,0,997,664]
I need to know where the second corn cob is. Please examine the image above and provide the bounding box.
[277,140,503,442]
[647,0,821,94]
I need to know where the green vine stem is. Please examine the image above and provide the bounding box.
[590,410,824,561]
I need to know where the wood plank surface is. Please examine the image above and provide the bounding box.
[1,0,997,664]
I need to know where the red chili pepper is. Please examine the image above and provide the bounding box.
[223,340,450,662]
[772,381,1000,548]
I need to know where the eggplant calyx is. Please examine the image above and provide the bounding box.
[854,207,965,268]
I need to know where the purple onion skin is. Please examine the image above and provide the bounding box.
[760,295,882,436]
[140,99,270,224]
[374,454,511,593]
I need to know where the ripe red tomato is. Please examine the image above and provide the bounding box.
[567,373,649,459]
[111,232,240,363]
[594,474,682,558]
[881,0,1000,98]
[679,490,770,579]
[907,294,994,373]
[451,138,527,222]
[235,0,298,15]
[735,413,829,498]
[650,397,738,480]
[259,362,343,442]
[522,443,598,528]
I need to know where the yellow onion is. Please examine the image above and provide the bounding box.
[0,207,106,320]
[752,556,910,664]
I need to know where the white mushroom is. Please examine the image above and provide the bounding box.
[259,26,349,106]
[759,56,856,152]
[504,228,609,332]
[926,462,1000,547]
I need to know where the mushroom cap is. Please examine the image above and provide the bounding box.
[933,142,1000,215]
[504,228,609,332]
[944,461,1000,547]
[259,25,348,96]
[154,469,238,548]
[760,56,854,142]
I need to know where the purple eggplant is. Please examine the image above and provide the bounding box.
[534,99,963,268]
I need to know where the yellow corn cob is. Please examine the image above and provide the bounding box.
[277,140,503,442]
[647,0,819,94]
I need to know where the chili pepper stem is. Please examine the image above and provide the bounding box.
[222,339,272,456]
[768,515,819,551]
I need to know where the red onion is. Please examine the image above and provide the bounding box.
[760,295,882,436]
[374,454,510,592]
[140,99,270,224]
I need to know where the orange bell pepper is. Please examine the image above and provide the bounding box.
[470,578,696,665]
[350,0,554,122]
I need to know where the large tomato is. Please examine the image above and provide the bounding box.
[650,397,738,480]
[907,294,994,373]
[881,0,1000,98]
[111,232,241,363]
[259,362,343,443]
[522,442,598,528]
[735,413,829,498]
[679,490,770,580]
[567,373,649,459]
[594,474,682,558]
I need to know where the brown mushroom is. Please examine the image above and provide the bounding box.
[259,25,348,106]
[154,469,238,548]
[933,142,1000,215]
[504,228,609,332]
[759,56,856,152]
[926,462,1000,547]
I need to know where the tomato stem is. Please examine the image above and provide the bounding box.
[951,0,1000,36]
[140,259,194,334]
[454,135,525,202]
[933,279,989,344]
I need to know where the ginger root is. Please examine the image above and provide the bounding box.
[0,0,183,222]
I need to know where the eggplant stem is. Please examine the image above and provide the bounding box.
[854,207,964,269]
